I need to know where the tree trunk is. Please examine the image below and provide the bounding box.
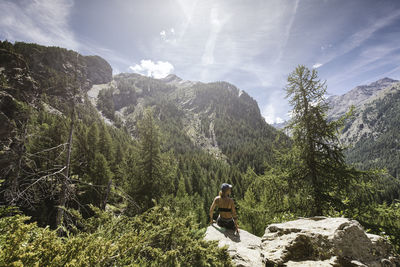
[56,109,74,231]
[102,180,112,210]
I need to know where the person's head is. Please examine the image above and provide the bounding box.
[219,183,232,198]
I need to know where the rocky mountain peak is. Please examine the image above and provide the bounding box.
[160,73,199,87]
[161,73,182,83]
[369,77,398,87]
[327,77,398,119]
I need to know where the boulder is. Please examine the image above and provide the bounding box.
[205,224,263,267]
[205,217,399,267]
[262,217,399,267]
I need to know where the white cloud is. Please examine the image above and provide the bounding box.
[262,103,284,125]
[313,63,323,68]
[160,28,176,43]
[129,59,174,79]
[0,0,78,50]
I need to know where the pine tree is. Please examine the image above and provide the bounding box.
[87,122,99,161]
[90,153,112,208]
[98,122,114,162]
[285,65,350,216]
[129,109,175,211]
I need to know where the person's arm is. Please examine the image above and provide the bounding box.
[231,199,239,232]
[209,197,218,224]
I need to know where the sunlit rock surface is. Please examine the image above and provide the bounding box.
[205,217,399,267]
[205,224,263,267]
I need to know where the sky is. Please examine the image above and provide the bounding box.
[1,0,400,124]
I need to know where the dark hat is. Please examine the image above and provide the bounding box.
[221,183,232,191]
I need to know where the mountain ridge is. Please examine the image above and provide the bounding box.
[92,71,283,173]
[326,77,398,120]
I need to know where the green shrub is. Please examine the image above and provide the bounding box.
[0,206,232,266]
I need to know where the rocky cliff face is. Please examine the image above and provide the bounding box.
[0,41,113,169]
[327,77,398,120]
[0,41,112,102]
[205,217,399,267]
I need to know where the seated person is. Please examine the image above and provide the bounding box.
[209,183,239,233]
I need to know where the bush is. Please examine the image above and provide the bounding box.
[0,206,232,266]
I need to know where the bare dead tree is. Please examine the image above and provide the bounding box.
[56,53,80,231]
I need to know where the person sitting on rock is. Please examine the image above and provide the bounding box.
[209,183,239,233]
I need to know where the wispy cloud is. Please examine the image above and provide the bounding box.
[0,0,78,50]
[275,0,299,64]
[201,6,230,66]
[129,59,174,79]
[313,63,323,68]
[2,0,399,124]
[327,41,400,91]
[0,0,132,75]
[319,9,400,67]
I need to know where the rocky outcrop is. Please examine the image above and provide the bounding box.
[205,224,263,267]
[0,41,112,96]
[84,55,113,84]
[262,217,399,266]
[205,217,399,266]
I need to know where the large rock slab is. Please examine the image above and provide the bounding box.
[205,217,399,266]
[261,217,399,267]
[205,224,263,267]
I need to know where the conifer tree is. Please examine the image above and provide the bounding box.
[285,65,350,216]
[87,122,99,161]
[98,122,114,161]
[128,108,175,211]
[89,153,112,208]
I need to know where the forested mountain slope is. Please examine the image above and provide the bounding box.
[340,81,400,177]
[325,78,400,178]
[93,72,282,173]
[0,41,285,228]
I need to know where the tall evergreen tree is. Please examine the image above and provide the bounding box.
[128,109,175,211]
[285,65,350,216]
[98,122,114,161]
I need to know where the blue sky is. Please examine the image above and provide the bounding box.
[1,0,400,123]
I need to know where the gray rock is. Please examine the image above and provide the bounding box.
[261,217,399,267]
[205,224,263,267]
[205,217,399,266]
